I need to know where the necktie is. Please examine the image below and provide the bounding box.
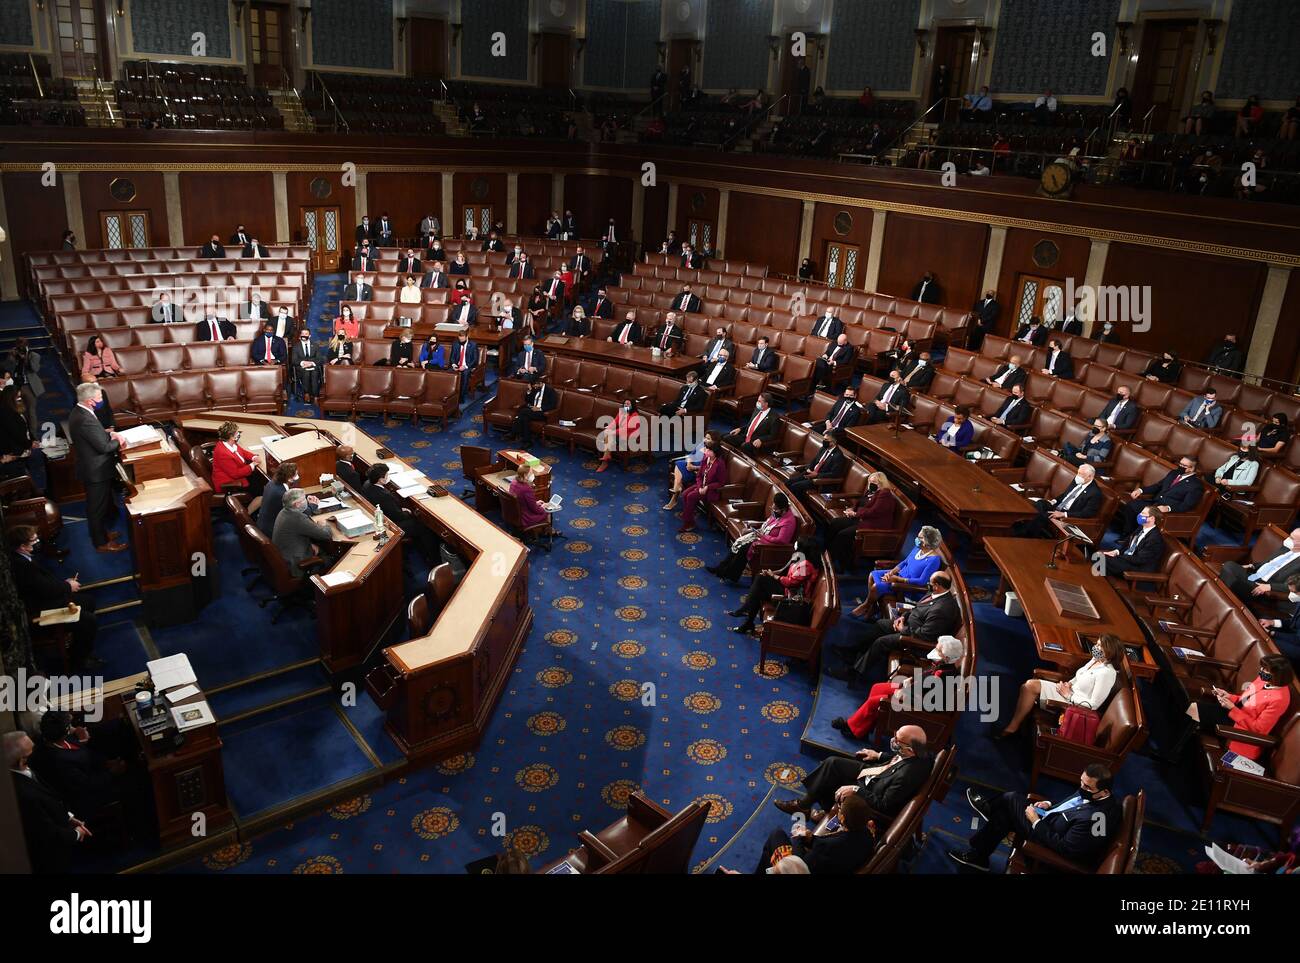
[1251,550,1298,582]
[1195,402,1208,423]
[533,389,543,411]
[661,328,671,350]
[264,336,271,357]
[831,403,849,429]
[525,350,532,369]
[812,448,830,473]
[745,410,764,442]
[996,368,1009,385]
[619,325,630,344]
[1040,795,1086,820]
[211,320,219,339]
[1108,401,1123,426]
[883,384,897,405]
[1125,530,1144,555]
[710,342,720,361]
[683,384,695,407]
[1003,398,1018,418]
[708,365,721,385]
[1058,484,1082,511]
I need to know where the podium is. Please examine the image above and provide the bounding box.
[263,431,336,487]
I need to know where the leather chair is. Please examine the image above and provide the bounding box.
[416,371,461,428]
[499,486,555,551]
[1214,466,1300,544]
[245,522,329,623]
[1007,792,1144,874]
[242,367,284,413]
[0,476,67,561]
[321,366,360,418]
[459,444,494,499]
[714,368,768,422]
[1199,714,1300,838]
[387,368,426,423]
[226,494,263,585]
[767,354,815,404]
[1030,674,1147,788]
[859,747,957,873]
[483,378,531,435]
[425,562,456,620]
[757,549,838,673]
[537,793,709,875]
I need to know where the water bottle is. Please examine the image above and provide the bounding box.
[375,505,385,541]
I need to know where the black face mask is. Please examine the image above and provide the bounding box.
[1258,670,1273,684]
[1079,786,1097,802]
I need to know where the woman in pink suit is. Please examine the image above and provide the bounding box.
[706,491,797,584]
[832,635,964,742]
[1183,654,1292,762]
[509,465,549,528]
[596,399,643,472]
[678,438,726,531]
[80,334,122,379]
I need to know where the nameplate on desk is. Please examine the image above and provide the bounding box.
[1044,578,1100,620]
[333,509,375,538]
[544,336,570,345]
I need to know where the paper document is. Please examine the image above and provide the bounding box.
[171,700,215,731]
[37,604,81,625]
[166,683,201,701]
[1205,844,1254,875]
[314,497,342,511]
[118,425,162,447]
[397,485,427,499]
[147,653,196,690]
[320,571,356,588]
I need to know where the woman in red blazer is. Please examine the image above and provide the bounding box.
[508,465,549,529]
[729,539,820,634]
[596,399,643,472]
[1184,655,1292,762]
[678,438,726,531]
[826,472,898,571]
[211,421,259,510]
[707,491,797,583]
[834,635,964,740]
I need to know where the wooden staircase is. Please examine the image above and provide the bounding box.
[269,87,314,133]
[433,101,466,135]
[72,78,122,128]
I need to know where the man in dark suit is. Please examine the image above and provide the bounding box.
[590,287,614,319]
[355,217,373,245]
[562,210,578,238]
[1012,464,1103,538]
[512,335,546,380]
[269,305,295,339]
[984,354,1027,390]
[1096,320,1121,344]
[1119,456,1203,535]
[659,371,706,417]
[194,315,236,341]
[863,370,910,425]
[1040,338,1075,378]
[398,248,423,275]
[745,337,778,373]
[350,248,376,271]
[481,231,505,253]
[814,334,855,389]
[241,293,272,323]
[6,731,92,874]
[511,379,558,446]
[752,790,876,874]
[828,572,963,685]
[448,333,479,400]
[701,328,735,365]
[543,271,566,309]
[651,312,685,354]
[1204,334,1245,375]
[701,351,735,390]
[988,384,1031,429]
[199,235,226,258]
[776,725,931,826]
[1217,527,1300,603]
[372,213,395,247]
[810,308,843,341]
[900,350,934,391]
[1013,317,1048,346]
[362,464,439,560]
[725,393,776,454]
[230,225,250,247]
[68,383,127,553]
[334,446,363,489]
[807,386,861,433]
[671,284,701,314]
[949,764,1121,872]
[1103,509,1166,576]
[680,244,702,269]
[1098,387,1139,430]
[342,274,373,302]
[1060,312,1084,335]
[508,254,535,279]
[450,298,478,327]
[788,430,847,498]
[10,525,100,666]
[271,489,334,577]
[241,237,270,258]
[970,289,1000,348]
[31,711,126,816]
[608,312,642,346]
[150,293,178,324]
[568,246,593,290]
[251,323,287,365]
[421,262,450,289]
[911,272,941,304]
[291,330,321,400]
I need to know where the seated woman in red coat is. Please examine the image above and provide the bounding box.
[211,421,262,512]
[832,635,964,741]
[508,465,549,528]
[678,437,726,531]
[1162,654,1292,764]
[728,539,820,635]
[825,471,897,572]
[706,491,797,584]
[596,399,643,472]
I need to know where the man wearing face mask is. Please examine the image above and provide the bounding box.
[1058,419,1113,466]
[776,725,931,825]
[984,354,1027,390]
[827,572,962,686]
[753,791,874,875]
[949,763,1120,871]
[257,462,319,538]
[1101,508,1165,576]
[10,524,101,670]
[725,393,776,454]
[1218,527,1300,603]
[1119,456,1203,536]
[1013,463,1102,538]
[1098,386,1139,431]
[863,369,909,425]
[1179,389,1223,430]
[807,386,861,433]
[1095,320,1121,344]
[900,350,934,391]
[1204,333,1245,375]
[291,328,321,401]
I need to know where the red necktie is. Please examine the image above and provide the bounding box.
[746,411,763,442]
[211,321,219,339]
[813,449,829,473]
[620,326,630,344]
[831,403,848,429]
[660,328,671,349]
[264,336,271,356]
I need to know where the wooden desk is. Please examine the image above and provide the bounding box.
[181,411,532,764]
[845,423,1036,566]
[540,334,702,375]
[263,430,336,487]
[122,461,214,627]
[983,537,1157,679]
[123,684,232,849]
[381,323,519,376]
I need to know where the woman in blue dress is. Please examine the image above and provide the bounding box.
[851,524,944,618]
[418,334,445,369]
[664,429,718,511]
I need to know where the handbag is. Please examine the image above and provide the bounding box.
[1059,703,1100,744]
[773,592,812,626]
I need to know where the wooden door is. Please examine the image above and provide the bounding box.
[462,206,493,238]
[1013,274,1067,331]
[929,27,977,115]
[780,35,819,114]
[301,205,341,271]
[55,0,104,78]
[667,38,695,110]
[538,32,572,89]
[410,17,447,79]
[1131,19,1198,134]
[98,210,152,249]
[823,242,862,290]
[249,3,290,88]
[686,219,714,255]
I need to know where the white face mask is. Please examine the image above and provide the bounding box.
[1289,591,1300,604]
[1074,474,1087,486]
[1285,537,1296,551]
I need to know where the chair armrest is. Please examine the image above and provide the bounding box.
[874,559,898,569]
[300,555,332,572]
[576,831,621,865]
[1156,620,1215,639]
[1141,596,1192,611]
[1214,726,1278,750]
[1119,570,1169,584]
[1017,840,1089,874]
[1031,668,1068,682]
[1201,544,1249,564]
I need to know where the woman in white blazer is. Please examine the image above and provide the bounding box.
[995,634,1124,739]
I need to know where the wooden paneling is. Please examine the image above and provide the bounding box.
[1100,244,1267,359]
[178,172,275,247]
[725,192,801,274]
[78,172,167,250]
[995,228,1092,337]
[284,171,357,249]
[642,183,669,250]
[452,172,508,227]
[878,212,989,309]
[810,202,873,283]
[1269,270,1300,385]
[3,172,72,298]
[517,173,552,236]
[671,184,718,234]
[365,172,441,241]
[562,174,631,239]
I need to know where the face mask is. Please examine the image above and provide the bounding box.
[1138,515,1151,527]
[889,736,901,753]
[914,536,923,547]
[1090,644,1104,660]
[1284,538,1295,551]
[29,539,40,551]
[1288,592,1300,603]
[1075,474,1087,486]
[1079,786,1097,802]
[291,477,301,487]
[1258,670,1273,684]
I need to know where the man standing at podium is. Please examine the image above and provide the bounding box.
[69,382,127,553]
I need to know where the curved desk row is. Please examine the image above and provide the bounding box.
[179,411,532,764]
